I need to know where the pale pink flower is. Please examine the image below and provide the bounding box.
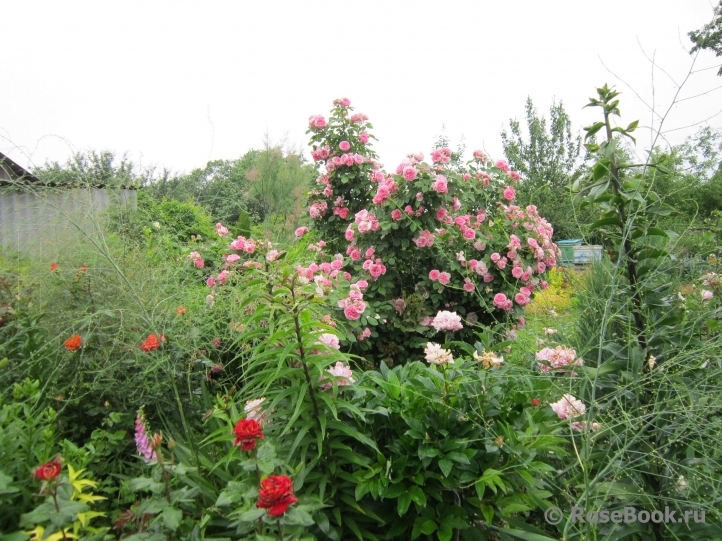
[359,132,369,144]
[317,333,341,350]
[438,272,451,285]
[536,345,583,373]
[391,209,403,221]
[226,254,241,264]
[402,165,418,181]
[550,394,586,420]
[432,310,463,332]
[216,223,229,237]
[266,250,280,262]
[495,160,510,173]
[217,270,229,285]
[206,276,216,287]
[429,269,440,281]
[358,327,371,340]
[320,362,355,390]
[339,141,351,151]
[702,290,714,301]
[194,258,205,268]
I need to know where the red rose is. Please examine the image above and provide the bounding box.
[64,334,82,351]
[34,458,62,481]
[233,419,264,451]
[532,398,540,407]
[50,263,58,272]
[141,334,165,352]
[256,475,298,516]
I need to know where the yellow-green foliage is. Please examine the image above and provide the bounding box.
[526,267,584,315]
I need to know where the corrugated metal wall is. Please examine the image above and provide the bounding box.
[0,188,137,255]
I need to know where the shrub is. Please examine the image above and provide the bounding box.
[304,99,561,364]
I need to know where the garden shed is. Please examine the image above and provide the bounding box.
[0,152,137,254]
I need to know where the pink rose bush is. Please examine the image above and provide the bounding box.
[304,98,559,362]
[536,345,583,374]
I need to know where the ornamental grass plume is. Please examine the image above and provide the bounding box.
[233,418,264,451]
[424,342,454,365]
[256,475,298,516]
[135,407,157,464]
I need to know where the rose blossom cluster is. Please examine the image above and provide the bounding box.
[216,222,229,237]
[428,269,451,285]
[337,281,369,320]
[536,345,583,374]
[414,229,436,248]
[230,235,256,253]
[362,256,387,280]
[308,115,327,130]
[309,201,328,219]
[372,175,399,205]
[430,147,452,164]
[326,152,365,173]
[188,251,204,268]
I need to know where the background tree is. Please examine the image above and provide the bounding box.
[689,1,722,75]
[501,97,590,240]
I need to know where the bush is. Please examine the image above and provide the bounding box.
[304,99,561,364]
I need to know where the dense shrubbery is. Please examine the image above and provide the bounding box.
[1,89,722,541]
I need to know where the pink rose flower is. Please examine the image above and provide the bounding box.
[339,141,351,151]
[429,269,440,281]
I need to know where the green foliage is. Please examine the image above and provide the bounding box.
[0,380,59,533]
[501,98,592,240]
[689,1,722,76]
[33,150,152,189]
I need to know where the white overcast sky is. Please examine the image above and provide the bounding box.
[2,1,721,178]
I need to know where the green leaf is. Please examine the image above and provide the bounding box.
[397,491,412,516]
[408,486,426,506]
[589,216,621,232]
[162,506,183,531]
[584,121,605,140]
[238,507,266,522]
[497,528,558,541]
[439,459,453,477]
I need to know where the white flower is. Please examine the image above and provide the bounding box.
[701,290,714,301]
[152,221,161,229]
[431,311,463,332]
[473,350,504,369]
[424,342,454,365]
[317,333,340,350]
[543,327,558,336]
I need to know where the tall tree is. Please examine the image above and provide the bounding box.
[501,97,588,239]
[689,1,722,75]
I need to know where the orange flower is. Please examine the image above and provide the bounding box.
[141,333,166,352]
[79,265,88,273]
[176,306,186,316]
[64,334,82,351]
[50,263,59,272]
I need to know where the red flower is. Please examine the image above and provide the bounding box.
[34,458,62,481]
[532,398,540,407]
[233,419,264,451]
[256,475,298,516]
[50,263,58,272]
[141,334,165,352]
[64,334,82,351]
